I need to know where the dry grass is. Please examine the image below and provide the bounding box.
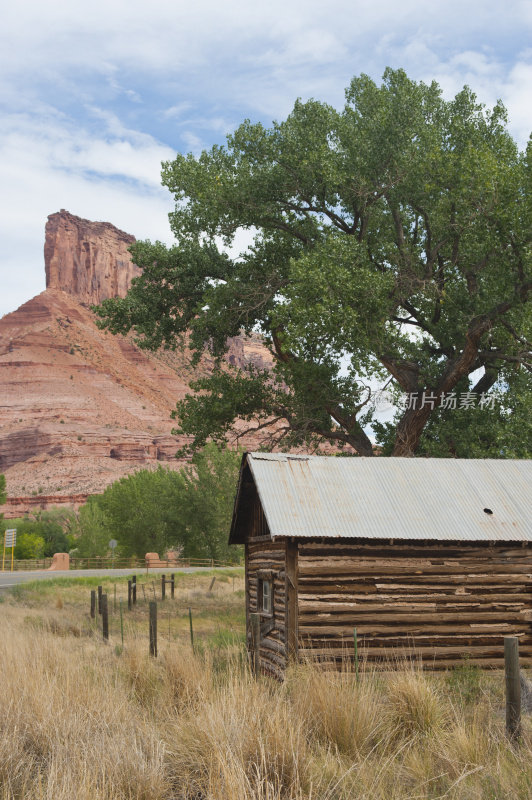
[2,580,532,799]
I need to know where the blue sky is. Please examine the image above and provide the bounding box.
[1,0,532,318]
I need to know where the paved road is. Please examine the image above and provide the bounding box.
[0,566,227,590]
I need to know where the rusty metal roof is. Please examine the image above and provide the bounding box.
[239,453,532,543]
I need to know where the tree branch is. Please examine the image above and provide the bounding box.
[472,367,499,395]
[379,355,420,393]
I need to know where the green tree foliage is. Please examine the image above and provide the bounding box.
[73,499,113,558]
[93,467,184,558]
[76,446,242,560]
[97,69,531,458]
[35,509,76,556]
[0,474,6,508]
[0,510,75,558]
[174,444,243,561]
[376,371,532,457]
[13,533,45,560]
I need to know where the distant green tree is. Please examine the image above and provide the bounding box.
[0,474,6,508]
[0,511,75,558]
[95,467,185,558]
[171,444,242,561]
[73,445,242,561]
[34,509,76,556]
[74,499,113,558]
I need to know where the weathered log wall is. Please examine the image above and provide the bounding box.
[247,540,287,679]
[297,540,532,669]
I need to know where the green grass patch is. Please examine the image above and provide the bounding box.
[6,567,244,597]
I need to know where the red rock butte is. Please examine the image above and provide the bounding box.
[0,210,273,517]
[45,210,141,305]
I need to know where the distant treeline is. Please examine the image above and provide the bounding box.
[1,445,243,562]
[0,507,75,559]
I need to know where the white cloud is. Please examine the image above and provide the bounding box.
[501,59,532,145]
[1,0,532,320]
[2,1,530,90]
[180,131,204,155]
[162,102,193,120]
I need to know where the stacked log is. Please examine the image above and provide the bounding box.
[297,541,532,669]
[247,540,287,680]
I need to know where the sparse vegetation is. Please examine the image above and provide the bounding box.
[2,572,532,799]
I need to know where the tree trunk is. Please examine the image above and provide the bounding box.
[391,405,433,456]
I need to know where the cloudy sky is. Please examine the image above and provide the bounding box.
[1,0,532,318]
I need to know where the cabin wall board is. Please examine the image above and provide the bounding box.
[297,540,532,669]
[246,539,287,679]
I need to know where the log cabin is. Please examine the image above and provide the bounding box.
[229,453,532,678]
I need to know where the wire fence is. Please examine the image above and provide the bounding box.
[88,572,245,658]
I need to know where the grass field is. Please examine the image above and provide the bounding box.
[2,572,532,799]
[6,569,247,653]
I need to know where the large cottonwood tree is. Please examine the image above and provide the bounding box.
[98,69,531,457]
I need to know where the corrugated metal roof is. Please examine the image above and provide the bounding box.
[244,454,532,542]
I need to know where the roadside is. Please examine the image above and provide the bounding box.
[0,565,233,590]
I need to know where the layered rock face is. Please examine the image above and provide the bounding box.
[45,210,141,305]
[0,211,274,517]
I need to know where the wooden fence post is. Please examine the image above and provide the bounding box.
[188,607,194,651]
[505,635,521,741]
[353,627,359,682]
[170,574,175,599]
[250,612,261,677]
[90,589,96,619]
[161,574,166,601]
[119,599,124,646]
[149,601,157,657]
[128,580,132,611]
[97,585,103,615]
[101,594,109,641]
[132,575,137,605]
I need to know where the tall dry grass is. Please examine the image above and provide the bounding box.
[1,602,532,799]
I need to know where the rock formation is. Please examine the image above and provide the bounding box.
[44,210,141,305]
[0,211,274,517]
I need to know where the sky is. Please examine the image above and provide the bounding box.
[1,0,532,318]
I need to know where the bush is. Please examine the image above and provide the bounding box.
[14,532,45,559]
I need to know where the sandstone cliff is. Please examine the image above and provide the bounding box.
[45,210,141,305]
[0,211,274,517]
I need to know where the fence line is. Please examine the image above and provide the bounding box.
[5,556,241,571]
